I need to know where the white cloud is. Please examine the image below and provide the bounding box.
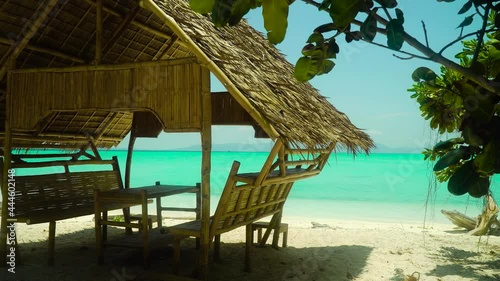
[365,129,383,136]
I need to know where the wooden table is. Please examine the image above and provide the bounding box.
[94,183,200,265]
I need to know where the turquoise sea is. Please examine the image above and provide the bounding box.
[9,150,499,224]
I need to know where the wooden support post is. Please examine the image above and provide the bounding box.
[0,122,11,266]
[199,67,211,280]
[0,0,60,79]
[95,0,103,64]
[278,144,286,177]
[48,221,56,266]
[245,224,252,272]
[124,128,136,234]
[156,196,162,228]
[94,190,104,265]
[195,182,201,249]
[213,235,220,262]
[141,190,150,266]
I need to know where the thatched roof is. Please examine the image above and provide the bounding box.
[0,0,373,152]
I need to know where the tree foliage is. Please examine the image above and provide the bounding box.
[189,0,500,198]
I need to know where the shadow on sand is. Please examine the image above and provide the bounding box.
[0,225,373,281]
[427,246,500,281]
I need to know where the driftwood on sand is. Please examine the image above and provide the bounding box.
[441,195,500,236]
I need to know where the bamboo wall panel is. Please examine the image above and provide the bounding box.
[9,60,204,132]
[211,91,252,125]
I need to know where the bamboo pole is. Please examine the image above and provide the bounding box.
[0,0,60,80]
[0,37,85,63]
[83,0,187,47]
[199,67,211,280]
[124,130,136,190]
[139,0,279,140]
[0,132,123,142]
[11,57,197,73]
[254,140,283,186]
[95,0,103,64]
[102,5,141,59]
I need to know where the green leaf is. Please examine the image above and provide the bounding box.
[250,0,263,8]
[474,140,500,175]
[314,23,337,34]
[433,146,470,171]
[212,0,233,26]
[462,125,483,146]
[386,19,405,50]
[301,43,315,56]
[433,137,464,152]
[395,8,404,24]
[411,67,437,82]
[325,40,339,57]
[307,33,324,43]
[317,59,335,75]
[458,1,473,14]
[360,14,377,42]
[294,57,320,82]
[448,160,488,197]
[190,0,215,14]
[318,0,331,11]
[457,15,474,28]
[329,0,361,28]
[228,0,251,25]
[374,0,398,8]
[262,0,290,44]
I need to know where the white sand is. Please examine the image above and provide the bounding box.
[1,214,499,281]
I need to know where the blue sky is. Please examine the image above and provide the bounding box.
[120,0,472,151]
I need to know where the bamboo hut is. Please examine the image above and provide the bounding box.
[0,0,374,277]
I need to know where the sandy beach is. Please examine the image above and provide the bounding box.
[1,213,499,281]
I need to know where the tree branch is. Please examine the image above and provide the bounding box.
[363,39,431,61]
[421,21,429,48]
[439,28,500,55]
[403,31,499,93]
[300,0,500,92]
[471,3,492,66]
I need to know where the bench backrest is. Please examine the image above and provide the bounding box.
[9,156,123,219]
[210,161,294,237]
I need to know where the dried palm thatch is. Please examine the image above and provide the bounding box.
[0,0,374,152]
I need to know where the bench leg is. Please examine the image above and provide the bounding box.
[156,197,162,228]
[123,207,132,235]
[48,221,56,266]
[282,229,288,248]
[272,215,282,249]
[245,224,252,272]
[141,208,150,267]
[102,211,108,242]
[213,235,220,262]
[94,212,103,265]
[173,237,182,274]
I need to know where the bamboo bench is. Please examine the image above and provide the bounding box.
[8,156,125,265]
[164,161,296,273]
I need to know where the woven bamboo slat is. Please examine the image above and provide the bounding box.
[9,59,203,135]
